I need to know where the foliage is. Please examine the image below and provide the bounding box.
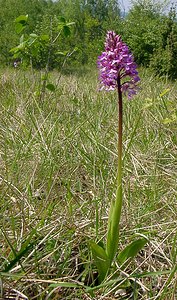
[0,67,176,299]
[0,0,51,64]
[150,5,177,79]
[121,0,166,66]
[0,0,177,74]
[9,14,75,103]
[121,1,177,79]
[10,15,75,70]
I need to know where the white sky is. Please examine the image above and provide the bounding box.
[120,0,176,12]
[120,0,132,11]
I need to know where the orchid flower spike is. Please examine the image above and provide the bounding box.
[97,31,140,99]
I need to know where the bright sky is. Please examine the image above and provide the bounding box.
[120,0,132,12]
[119,0,176,12]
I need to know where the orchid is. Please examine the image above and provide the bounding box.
[97,31,140,99]
[90,32,147,285]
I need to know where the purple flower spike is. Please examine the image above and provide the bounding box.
[97,31,140,98]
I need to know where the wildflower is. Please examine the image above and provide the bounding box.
[90,32,144,282]
[97,31,140,98]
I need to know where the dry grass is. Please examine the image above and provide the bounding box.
[0,67,176,299]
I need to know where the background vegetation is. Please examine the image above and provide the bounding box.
[0,0,177,78]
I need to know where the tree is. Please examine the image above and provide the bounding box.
[0,0,52,64]
[150,5,177,79]
[122,0,162,66]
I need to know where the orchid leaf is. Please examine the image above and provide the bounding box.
[106,183,122,263]
[118,238,148,265]
[90,241,110,283]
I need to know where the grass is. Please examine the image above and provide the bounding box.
[0,66,176,299]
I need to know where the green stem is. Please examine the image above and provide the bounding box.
[117,76,123,192]
[106,75,123,264]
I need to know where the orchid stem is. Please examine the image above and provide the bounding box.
[116,75,123,235]
[106,75,123,264]
[96,31,140,281]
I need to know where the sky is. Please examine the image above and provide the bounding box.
[119,0,176,12]
[120,0,132,12]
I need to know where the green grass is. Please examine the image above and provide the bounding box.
[0,67,176,299]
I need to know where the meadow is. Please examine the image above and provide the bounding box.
[0,67,176,299]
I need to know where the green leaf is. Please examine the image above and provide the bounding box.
[118,238,148,264]
[13,41,27,51]
[20,34,24,44]
[0,272,25,280]
[10,47,20,54]
[90,241,110,283]
[143,98,153,109]
[132,269,171,279]
[56,51,68,56]
[29,33,38,38]
[58,16,66,24]
[40,34,49,41]
[46,83,56,92]
[15,15,28,24]
[2,228,37,272]
[66,22,75,27]
[163,114,177,124]
[106,181,122,263]
[41,74,48,81]
[15,23,25,34]
[63,25,71,37]
[28,36,38,46]
[85,277,129,294]
[10,39,27,54]
[49,282,84,288]
[58,24,64,31]
[15,15,28,33]
[160,88,170,97]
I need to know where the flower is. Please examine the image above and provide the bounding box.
[97,31,140,98]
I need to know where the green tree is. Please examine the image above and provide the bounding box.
[0,0,52,64]
[11,14,75,70]
[150,5,177,79]
[53,0,121,65]
[122,0,162,66]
